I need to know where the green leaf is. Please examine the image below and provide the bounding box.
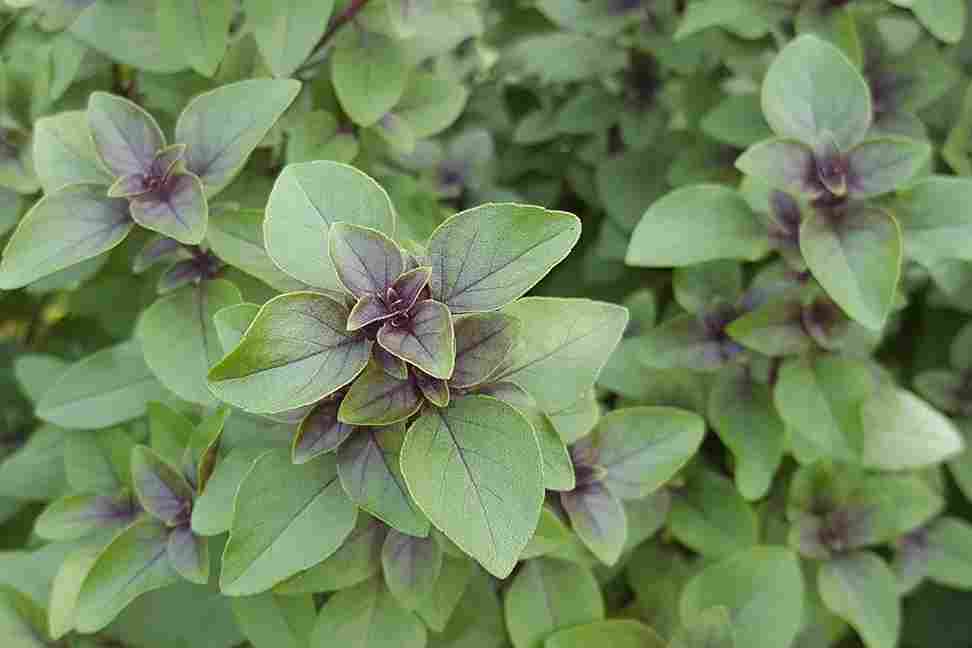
[175,79,301,194]
[129,171,208,244]
[0,425,68,501]
[427,204,581,313]
[504,558,604,648]
[381,529,442,611]
[264,161,396,291]
[292,399,352,463]
[734,138,818,197]
[493,298,628,412]
[626,185,769,267]
[845,137,931,198]
[818,552,900,648]
[75,518,182,633]
[587,406,705,500]
[0,586,48,648]
[220,450,357,596]
[894,176,972,266]
[37,342,168,430]
[761,34,872,150]
[669,606,735,648]
[400,395,544,578]
[858,385,964,470]
[378,300,456,379]
[35,493,136,541]
[675,0,769,39]
[0,184,132,289]
[545,620,666,648]
[800,204,901,330]
[157,0,232,77]
[64,427,133,495]
[309,577,426,648]
[925,517,972,589]
[680,546,804,648]
[397,72,469,138]
[415,553,474,632]
[208,208,306,293]
[139,280,243,406]
[670,469,759,559]
[332,31,407,127]
[901,0,967,44]
[33,111,114,193]
[191,447,265,537]
[87,91,166,177]
[560,483,627,566]
[49,540,109,640]
[167,525,209,584]
[708,367,785,500]
[148,402,195,466]
[338,362,423,426]
[208,292,372,414]
[71,0,186,73]
[337,423,430,537]
[702,93,773,148]
[131,445,194,526]
[725,295,814,357]
[286,110,359,164]
[450,313,520,389]
[274,515,385,594]
[520,407,575,492]
[328,221,404,298]
[672,261,743,314]
[14,354,67,403]
[231,592,316,648]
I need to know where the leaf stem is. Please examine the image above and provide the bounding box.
[296,0,373,76]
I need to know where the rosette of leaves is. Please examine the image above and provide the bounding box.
[0,78,300,290]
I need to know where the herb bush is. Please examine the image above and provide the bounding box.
[3,1,972,647]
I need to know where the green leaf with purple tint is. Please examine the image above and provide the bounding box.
[33,111,114,193]
[450,312,520,388]
[338,362,423,426]
[374,344,408,379]
[725,295,815,357]
[0,184,132,289]
[337,423,429,537]
[75,518,181,633]
[208,291,372,413]
[401,395,544,578]
[800,204,902,330]
[293,399,354,463]
[175,79,301,195]
[131,445,194,527]
[378,300,456,380]
[130,171,208,244]
[381,529,443,610]
[329,222,404,299]
[309,577,427,648]
[845,137,931,199]
[427,203,581,313]
[87,91,166,176]
[560,482,627,566]
[35,493,138,541]
[735,137,819,197]
[415,371,450,407]
[818,552,899,648]
[347,294,393,331]
[167,525,209,585]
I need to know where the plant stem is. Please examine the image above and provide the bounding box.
[296,0,373,76]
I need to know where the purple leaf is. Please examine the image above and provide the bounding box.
[814,132,848,197]
[381,529,443,611]
[131,445,194,527]
[130,171,208,244]
[157,258,205,294]
[293,398,355,463]
[390,266,432,312]
[347,294,393,331]
[378,300,456,379]
[560,482,627,565]
[134,237,187,274]
[338,362,423,426]
[415,371,450,408]
[374,345,408,379]
[328,222,404,298]
[87,91,166,177]
[108,173,152,198]
[735,137,820,198]
[451,313,520,388]
[166,524,209,585]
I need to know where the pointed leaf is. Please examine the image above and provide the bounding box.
[560,483,627,566]
[381,530,442,610]
[88,91,165,176]
[451,312,520,388]
[49,540,110,640]
[0,184,132,289]
[139,280,243,405]
[415,553,474,632]
[519,407,575,491]
[208,207,307,292]
[328,222,404,298]
[337,423,429,536]
[846,137,931,198]
[175,79,301,194]
[504,558,604,648]
[415,371,450,408]
[378,300,455,379]
[130,172,208,244]
[192,447,265,537]
[735,138,819,197]
[669,469,758,559]
[214,303,261,353]
[626,185,769,267]
[35,493,138,541]
[347,294,392,331]
[157,0,232,77]
[245,0,333,78]
[375,345,408,379]
[761,34,872,150]
[818,552,900,648]
[264,161,396,291]
[925,517,972,589]
[801,204,901,330]
[427,203,581,313]
[75,518,181,633]
[131,445,194,526]
[167,525,209,584]
[221,450,357,595]
[494,298,628,411]
[64,426,134,494]
[338,362,423,426]
[37,342,167,430]
[401,395,544,577]
[293,399,353,463]
[893,175,972,266]
[208,292,372,413]
[332,32,408,127]
[309,577,426,648]
[33,111,114,193]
